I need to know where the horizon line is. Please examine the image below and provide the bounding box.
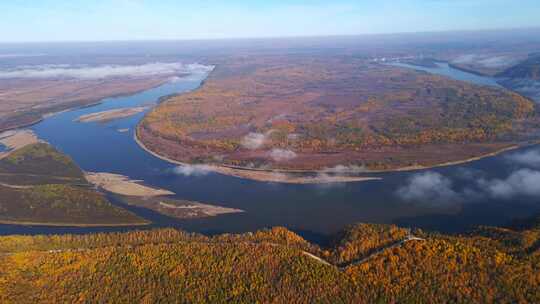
[1,26,539,45]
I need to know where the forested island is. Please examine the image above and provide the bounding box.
[137,55,540,180]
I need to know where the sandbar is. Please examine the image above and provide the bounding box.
[120,195,244,219]
[85,172,174,197]
[158,201,243,217]
[75,106,148,123]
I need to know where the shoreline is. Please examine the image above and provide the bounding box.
[134,126,536,181]
[135,127,534,183]
[365,144,525,173]
[0,219,150,227]
[0,76,173,133]
[133,130,381,184]
[447,62,494,77]
[0,117,44,134]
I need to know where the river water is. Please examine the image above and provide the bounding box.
[1,63,539,241]
[391,62,502,88]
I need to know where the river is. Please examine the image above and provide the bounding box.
[1,63,539,242]
[390,61,502,87]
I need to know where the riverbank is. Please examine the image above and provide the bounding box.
[447,62,494,77]
[0,77,172,133]
[133,129,381,184]
[365,144,525,173]
[134,126,534,183]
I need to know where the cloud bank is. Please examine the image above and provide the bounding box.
[480,169,540,199]
[506,149,540,168]
[0,53,46,58]
[0,62,213,80]
[452,54,517,68]
[396,172,459,204]
[396,149,540,204]
[268,149,297,162]
[322,165,368,173]
[498,78,540,103]
[171,164,213,177]
[240,130,278,150]
[241,132,267,150]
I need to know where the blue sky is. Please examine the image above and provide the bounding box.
[1,0,539,42]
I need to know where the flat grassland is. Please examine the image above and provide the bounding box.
[138,55,539,173]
